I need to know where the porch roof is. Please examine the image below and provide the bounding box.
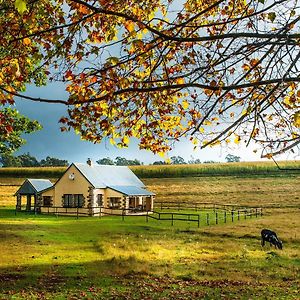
[108,185,155,196]
[15,179,53,195]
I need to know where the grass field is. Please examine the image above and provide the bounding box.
[0,168,299,299]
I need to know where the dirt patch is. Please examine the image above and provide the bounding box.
[0,273,24,283]
[37,266,67,292]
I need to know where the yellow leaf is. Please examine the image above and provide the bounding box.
[234,135,241,144]
[203,120,212,126]
[293,111,300,127]
[109,138,116,146]
[181,100,189,109]
[15,0,27,14]
[158,152,165,158]
[199,127,205,133]
[123,135,130,145]
[125,21,135,33]
[176,78,185,85]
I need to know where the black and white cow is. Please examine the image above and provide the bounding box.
[261,229,283,249]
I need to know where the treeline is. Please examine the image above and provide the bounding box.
[0,153,68,167]
[97,155,226,166]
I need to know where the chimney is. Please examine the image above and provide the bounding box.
[87,158,92,167]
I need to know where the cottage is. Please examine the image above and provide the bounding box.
[16,161,155,216]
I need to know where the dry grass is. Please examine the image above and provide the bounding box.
[145,176,300,207]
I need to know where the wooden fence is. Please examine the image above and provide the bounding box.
[19,204,263,228]
[155,201,250,211]
[147,208,262,227]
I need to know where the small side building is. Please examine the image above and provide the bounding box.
[15,179,53,212]
[16,161,155,216]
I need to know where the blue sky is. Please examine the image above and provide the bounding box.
[13,84,294,165]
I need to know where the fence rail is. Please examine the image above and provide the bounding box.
[155,201,262,211]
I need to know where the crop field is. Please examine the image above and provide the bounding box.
[0,165,299,299]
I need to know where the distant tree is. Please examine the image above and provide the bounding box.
[170,156,186,165]
[40,156,68,167]
[203,160,218,164]
[225,154,241,163]
[17,152,39,167]
[188,156,201,164]
[153,160,166,165]
[0,153,21,167]
[127,159,142,166]
[115,157,142,166]
[96,157,115,165]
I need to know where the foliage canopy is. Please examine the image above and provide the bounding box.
[1,0,300,157]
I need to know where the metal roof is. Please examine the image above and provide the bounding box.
[74,163,145,188]
[16,179,53,195]
[109,185,155,196]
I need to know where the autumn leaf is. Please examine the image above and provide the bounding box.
[15,0,27,14]
[181,100,189,109]
[293,111,300,128]
[234,134,241,144]
[23,38,31,46]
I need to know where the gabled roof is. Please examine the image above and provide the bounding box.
[73,163,145,189]
[16,179,53,195]
[109,185,155,196]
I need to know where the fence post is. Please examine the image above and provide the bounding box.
[171,213,174,226]
[238,210,240,221]
[231,210,234,222]
[122,209,125,221]
[146,210,149,223]
[99,206,101,218]
[198,214,200,228]
[206,213,210,226]
[224,211,226,223]
[260,208,263,216]
[215,212,218,225]
[77,207,79,219]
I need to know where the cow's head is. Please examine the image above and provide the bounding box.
[276,240,283,250]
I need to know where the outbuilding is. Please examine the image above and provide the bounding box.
[15,179,53,212]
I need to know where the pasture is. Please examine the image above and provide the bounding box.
[0,168,299,299]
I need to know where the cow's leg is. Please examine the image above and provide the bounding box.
[261,238,265,246]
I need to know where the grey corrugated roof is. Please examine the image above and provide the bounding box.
[74,163,145,188]
[109,185,155,196]
[16,179,53,195]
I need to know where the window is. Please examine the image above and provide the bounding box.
[63,194,84,208]
[63,194,73,207]
[97,194,103,207]
[74,194,84,208]
[43,196,52,207]
[109,197,121,209]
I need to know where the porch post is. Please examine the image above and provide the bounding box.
[16,195,22,211]
[26,195,31,211]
